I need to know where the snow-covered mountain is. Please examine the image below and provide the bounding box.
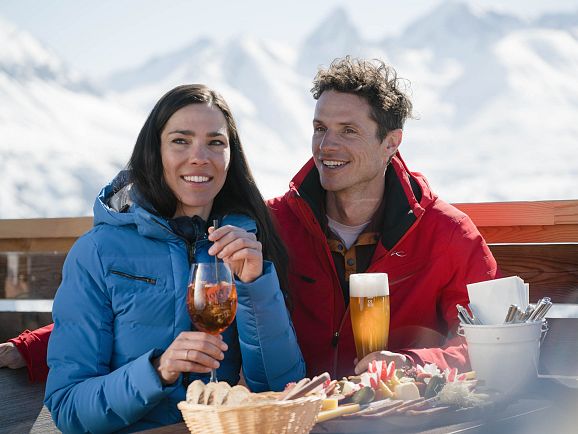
[1,1,577,218]
[0,17,141,218]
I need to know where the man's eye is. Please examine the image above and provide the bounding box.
[313,126,326,133]
[343,128,356,134]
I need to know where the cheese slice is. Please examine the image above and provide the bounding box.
[317,404,361,423]
[321,398,339,411]
[393,382,420,401]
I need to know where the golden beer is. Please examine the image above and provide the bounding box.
[349,273,390,360]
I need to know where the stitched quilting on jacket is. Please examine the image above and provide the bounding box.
[267,154,498,379]
[44,172,305,434]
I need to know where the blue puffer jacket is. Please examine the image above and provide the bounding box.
[44,174,305,434]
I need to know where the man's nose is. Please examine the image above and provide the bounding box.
[318,130,338,151]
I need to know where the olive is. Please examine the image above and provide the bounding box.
[350,386,375,405]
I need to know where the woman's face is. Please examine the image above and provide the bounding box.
[160,103,231,219]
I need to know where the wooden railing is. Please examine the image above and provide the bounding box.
[0,216,92,252]
[454,200,578,243]
[0,199,577,334]
[454,200,578,304]
[0,200,577,432]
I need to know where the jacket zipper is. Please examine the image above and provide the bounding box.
[331,208,426,376]
[110,270,156,284]
[151,217,196,264]
[332,306,351,378]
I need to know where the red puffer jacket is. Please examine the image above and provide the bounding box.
[267,154,498,379]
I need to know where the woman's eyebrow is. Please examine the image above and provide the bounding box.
[167,129,194,136]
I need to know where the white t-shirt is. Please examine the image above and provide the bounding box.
[327,215,371,249]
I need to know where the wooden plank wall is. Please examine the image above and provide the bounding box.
[0,200,576,306]
[453,200,578,243]
[0,216,92,252]
[0,200,576,381]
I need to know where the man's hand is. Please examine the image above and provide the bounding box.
[0,342,26,369]
[354,350,411,375]
[208,225,263,283]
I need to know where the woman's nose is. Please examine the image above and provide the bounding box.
[187,144,209,164]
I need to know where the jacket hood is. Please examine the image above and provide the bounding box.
[92,170,257,242]
[92,170,178,241]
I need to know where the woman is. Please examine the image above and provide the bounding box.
[36,84,304,433]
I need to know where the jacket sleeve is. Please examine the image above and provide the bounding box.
[8,323,53,383]
[401,214,499,372]
[235,261,306,392]
[44,236,177,434]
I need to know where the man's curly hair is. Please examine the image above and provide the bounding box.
[311,56,413,141]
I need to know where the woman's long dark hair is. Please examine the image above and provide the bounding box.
[128,84,289,299]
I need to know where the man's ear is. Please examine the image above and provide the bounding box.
[383,129,402,159]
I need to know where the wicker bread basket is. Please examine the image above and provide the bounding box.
[177,392,322,434]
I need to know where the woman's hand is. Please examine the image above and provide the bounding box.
[354,350,411,375]
[152,332,228,385]
[0,342,26,369]
[208,225,263,283]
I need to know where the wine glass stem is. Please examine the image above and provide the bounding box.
[210,368,218,383]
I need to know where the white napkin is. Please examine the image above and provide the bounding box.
[467,276,529,325]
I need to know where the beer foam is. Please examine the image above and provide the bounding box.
[349,273,389,297]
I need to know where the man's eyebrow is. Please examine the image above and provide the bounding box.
[313,119,359,126]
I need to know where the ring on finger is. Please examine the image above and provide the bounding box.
[185,349,190,360]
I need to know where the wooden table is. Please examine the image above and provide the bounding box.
[2,370,574,434]
[140,379,578,434]
[0,367,59,433]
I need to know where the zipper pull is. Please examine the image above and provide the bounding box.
[331,331,340,347]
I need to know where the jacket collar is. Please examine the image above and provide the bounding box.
[92,171,257,243]
[287,153,436,250]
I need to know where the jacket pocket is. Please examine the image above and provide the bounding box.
[110,269,157,285]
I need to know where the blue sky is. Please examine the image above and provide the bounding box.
[1,0,577,78]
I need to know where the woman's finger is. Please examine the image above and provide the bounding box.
[221,247,262,264]
[213,237,262,260]
[175,332,228,351]
[208,227,257,256]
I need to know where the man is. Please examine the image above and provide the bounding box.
[267,57,497,378]
[1,57,497,381]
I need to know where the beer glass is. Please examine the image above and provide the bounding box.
[349,273,390,360]
[187,262,237,382]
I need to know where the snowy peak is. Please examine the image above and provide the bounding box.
[302,7,360,47]
[397,0,523,57]
[534,10,578,31]
[297,7,363,74]
[0,17,95,92]
[104,38,218,92]
[0,17,60,70]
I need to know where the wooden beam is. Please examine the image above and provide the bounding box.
[0,217,92,239]
[454,200,578,227]
[478,225,578,243]
[0,238,78,253]
[489,244,578,303]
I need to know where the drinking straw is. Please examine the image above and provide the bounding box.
[213,219,219,279]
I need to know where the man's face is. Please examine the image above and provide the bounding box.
[312,90,401,196]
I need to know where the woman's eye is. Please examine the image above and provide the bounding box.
[172,138,188,145]
[209,140,225,146]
